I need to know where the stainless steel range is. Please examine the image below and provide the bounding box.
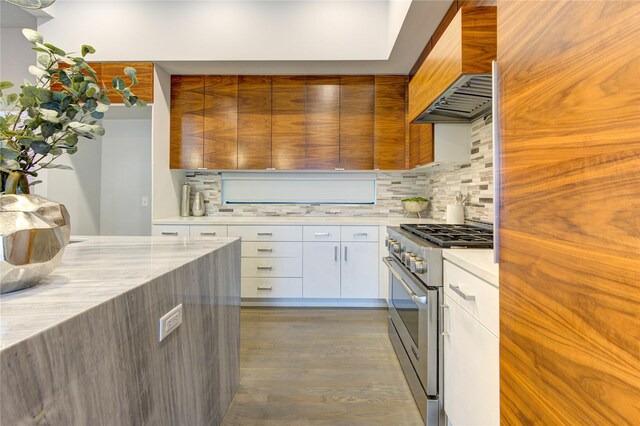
[384,221,493,425]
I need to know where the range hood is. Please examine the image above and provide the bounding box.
[413,74,492,124]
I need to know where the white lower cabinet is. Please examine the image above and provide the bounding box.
[340,242,378,299]
[242,278,302,298]
[152,225,189,237]
[444,261,499,426]
[303,242,341,298]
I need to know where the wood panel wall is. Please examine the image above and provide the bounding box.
[237,76,272,169]
[339,76,374,170]
[100,62,154,103]
[272,76,306,169]
[203,76,238,169]
[498,1,640,424]
[170,75,204,169]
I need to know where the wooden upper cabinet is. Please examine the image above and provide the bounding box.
[170,75,204,169]
[407,124,434,169]
[237,76,272,169]
[272,76,306,170]
[339,76,374,170]
[99,62,154,103]
[203,76,238,169]
[374,75,406,170]
[305,76,340,169]
[408,6,496,122]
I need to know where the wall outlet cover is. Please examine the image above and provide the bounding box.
[158,304,183,342]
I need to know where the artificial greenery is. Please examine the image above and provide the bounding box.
[402,197,429,202]
[0,29,144,194]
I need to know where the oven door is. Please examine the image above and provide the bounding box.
[384,256,439,396]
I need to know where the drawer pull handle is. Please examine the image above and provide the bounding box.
[257,248,273,253]
[449,284,476,301]
[353,233,368,237]
[200,232,216,236]
[257,266,273,271]
[161,232,178,236]
[314,232,330,236]
[257,232,273,236]
[257,286,273,291]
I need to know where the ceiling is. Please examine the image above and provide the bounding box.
[6,0,452,74]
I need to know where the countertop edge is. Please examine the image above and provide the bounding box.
[443,249,499,287]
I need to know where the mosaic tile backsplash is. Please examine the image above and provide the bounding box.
[185,171,428,217]
[184,115,493,220]
[424,116,494,222]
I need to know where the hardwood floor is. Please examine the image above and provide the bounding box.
[221,308,423,426]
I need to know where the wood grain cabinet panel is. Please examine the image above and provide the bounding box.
[170,75,204,169]
[305,76,340,169]
[498,1,640,424]
[237,76,272,169]
[272,76,306,170]
[374,75,406,170]
[407,124,433,169]
[408,6,496,122]
[100,62,154,103]
[339,76,374,170]
[203,75,238,169]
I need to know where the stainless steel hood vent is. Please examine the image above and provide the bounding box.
[414,74,492,123]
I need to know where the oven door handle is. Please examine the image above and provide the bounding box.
[383,257,428,305]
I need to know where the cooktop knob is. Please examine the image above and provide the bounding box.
[413,260,427,274]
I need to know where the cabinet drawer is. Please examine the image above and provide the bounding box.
[241,257,302,277]
[340,226,379,242]
[228,225,302,241]
[152,225,189,237]
[189,225,228,238]
[444,260,499,336]
[242,242,302,258]
[241,278,303,298]
[303,226,341,242]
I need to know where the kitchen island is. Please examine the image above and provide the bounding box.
[0,236,241,425]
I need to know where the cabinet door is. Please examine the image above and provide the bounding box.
[374,75,406,170]
[170,75,204,169]
[340,242,378,298]
[408,123,433,168]
[237,76,272,169]
[303,242,341,298]
[339,76,374,170]
[444,295,499,426]
[204,76,238,169]
[305,76,340,169]
[272,76,306,170]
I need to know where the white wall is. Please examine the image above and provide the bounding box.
[0,2,36,84]
[36,1,398,62]
[152,64,183,220]
[99,118,152,236]
[46,136,103,236]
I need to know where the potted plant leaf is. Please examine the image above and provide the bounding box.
[0,29,145,293]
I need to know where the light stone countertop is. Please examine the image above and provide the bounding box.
[443,249,499,287]
[0,236,238,350]
[153,216,442,226]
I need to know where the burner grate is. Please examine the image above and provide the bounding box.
[400,223,493,248]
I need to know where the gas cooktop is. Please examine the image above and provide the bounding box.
[400,223,494,249]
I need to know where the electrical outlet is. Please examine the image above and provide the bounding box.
[141,196,149,207]
[158,304,183,342]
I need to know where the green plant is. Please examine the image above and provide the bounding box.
[402,197,429,202]
[0,29,145,194]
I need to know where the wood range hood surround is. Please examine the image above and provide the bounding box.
[408,6,497,124]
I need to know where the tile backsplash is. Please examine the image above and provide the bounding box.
[424,116,494,222]
[185,171,428,217]
[184,115,493,221]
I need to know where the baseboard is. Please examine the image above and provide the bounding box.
[241,298,388,308]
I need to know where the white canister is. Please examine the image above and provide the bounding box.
[446,204,465,224]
